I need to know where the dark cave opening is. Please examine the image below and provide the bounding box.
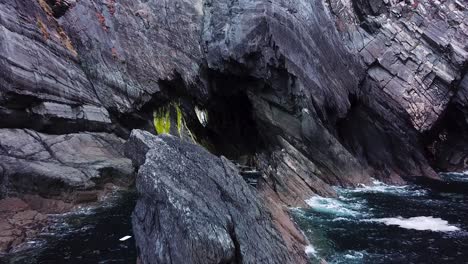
[182,76,264,162]
[423,102,468,171]
[201,91,264,161]
[196,71,267,162]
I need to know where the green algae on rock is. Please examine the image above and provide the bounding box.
[153,102,195,142]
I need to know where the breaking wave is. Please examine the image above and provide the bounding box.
[305,196,362,217]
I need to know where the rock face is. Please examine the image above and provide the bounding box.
[3,0,467,192]
[329,0,468,175]
[125,130,305,264]
[0,129,133,198]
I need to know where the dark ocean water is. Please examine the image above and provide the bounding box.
[1,190,137,264]
[2,174,468,264]
[293,174,468,264]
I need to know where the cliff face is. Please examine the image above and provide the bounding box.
[0,0,467,260]
[329,0,468,176]
[2,0,364,199]
[2,0,466,196]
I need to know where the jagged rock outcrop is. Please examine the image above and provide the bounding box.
[0,127,133,252]
[0,0,204,117]
[0,129,133,198]
[125,130,306,264]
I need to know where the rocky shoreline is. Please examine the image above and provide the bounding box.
[0,128,134,254]
[0,0,467,263]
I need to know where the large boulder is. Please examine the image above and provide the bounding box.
[125,130,305,264]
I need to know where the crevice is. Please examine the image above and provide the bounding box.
[23,129,65,165]
[227,220,242,264]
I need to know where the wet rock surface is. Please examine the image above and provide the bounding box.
[0,183,130,255]
[125,130,303,264]
[0,188,137,262]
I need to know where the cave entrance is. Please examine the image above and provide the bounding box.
[194,90,264,164]
[115,71,266,166]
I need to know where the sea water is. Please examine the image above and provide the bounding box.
[2,175,468,264]
[294,176,468,264]
[1,190,137,264]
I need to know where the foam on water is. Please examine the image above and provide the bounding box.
[343,251,364,259]
[344,180,427,196]
[304,245,317,256]
[297,178,468,263]
[328,250,366,264]
[368,216,460,232]
[305,196,360,217]
[440,171,468,182]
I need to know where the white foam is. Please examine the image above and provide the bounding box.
[343,251,364,259]
[304,245,317,256]
[305,196,360,217]
[368,216,460,232]
[119,235,132,241]
[346,180,427,196]
[332,217,355,222]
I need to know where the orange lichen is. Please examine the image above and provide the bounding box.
[57,27,77,57]
[36,0,77,56]
[36,18,50,40]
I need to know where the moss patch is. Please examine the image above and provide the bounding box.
[153,102,196,143]
[153,106,171,135]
